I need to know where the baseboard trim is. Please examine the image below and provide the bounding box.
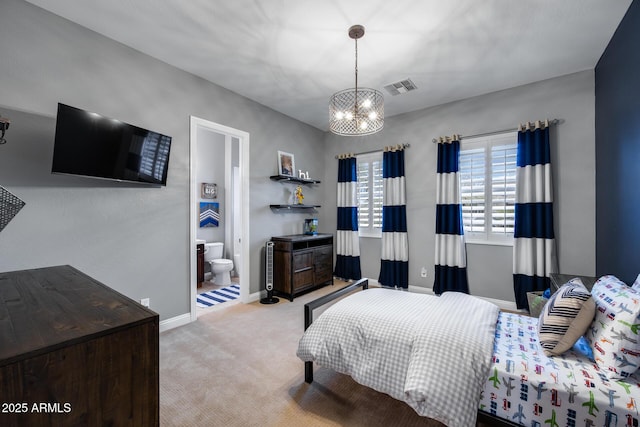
[248,291,261,303]
[160,313,191,333]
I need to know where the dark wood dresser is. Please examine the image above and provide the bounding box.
[0,265,159,427]
[271,234,333,301]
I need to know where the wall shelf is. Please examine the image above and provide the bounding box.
[270,204,320,212]
[269,175,321,212]
[269,175,321,185]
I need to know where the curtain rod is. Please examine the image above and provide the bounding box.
[431,119,560,143]
[335,143,410,159]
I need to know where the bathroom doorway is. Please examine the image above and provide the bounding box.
[189,117,250,321]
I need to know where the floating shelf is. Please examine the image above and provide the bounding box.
[270,204,321,212]
[269,175,321,185]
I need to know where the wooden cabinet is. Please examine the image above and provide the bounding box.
[271,234,333,300]
[0,265,159,427]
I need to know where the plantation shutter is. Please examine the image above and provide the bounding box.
[459,132,517,243]
[460,147,485,233]
[491,144,516,234]
[356,152,383,237]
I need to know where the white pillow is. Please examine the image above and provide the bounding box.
[586,275,640,379]
[632,273,640,291]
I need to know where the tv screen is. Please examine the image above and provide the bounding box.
[52,103,172,186]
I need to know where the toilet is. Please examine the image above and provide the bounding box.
[204,242,234,286]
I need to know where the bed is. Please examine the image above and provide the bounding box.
[297,278,640,427]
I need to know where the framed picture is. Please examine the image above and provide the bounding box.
[201,182,217,199]
[277,151,295,176]
[199,202,219,228]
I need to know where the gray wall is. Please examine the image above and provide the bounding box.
[320,71,596,302]
[0,0,324,321]
[0,0,598,320]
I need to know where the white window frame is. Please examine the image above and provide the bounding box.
[356,151,383,238]
[460,132,517,246]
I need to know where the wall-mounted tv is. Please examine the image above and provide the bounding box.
[52,103,172,186]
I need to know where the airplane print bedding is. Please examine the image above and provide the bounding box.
[297,288,500,427]
[480,311,640,427]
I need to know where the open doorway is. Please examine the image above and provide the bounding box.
[189,117,250,321]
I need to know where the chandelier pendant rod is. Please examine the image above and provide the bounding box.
[354,36,359,127]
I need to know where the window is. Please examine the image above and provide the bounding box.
[459,132,517,245]
[356,151,383,238]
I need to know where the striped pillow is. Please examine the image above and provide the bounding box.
[537,278,595,356]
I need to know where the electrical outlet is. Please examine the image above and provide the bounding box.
[420,267,427,278]
[140,298,150,307]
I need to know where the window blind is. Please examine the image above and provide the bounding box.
[356,152,383,235]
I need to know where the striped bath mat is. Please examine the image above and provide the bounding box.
[196,284,240,308]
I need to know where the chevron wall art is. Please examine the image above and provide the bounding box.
[199,202,219,227]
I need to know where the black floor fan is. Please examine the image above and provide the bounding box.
[260,241,279,304]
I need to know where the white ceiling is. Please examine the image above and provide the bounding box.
[25,0,632,131]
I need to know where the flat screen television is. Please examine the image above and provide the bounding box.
[52,103,172,186]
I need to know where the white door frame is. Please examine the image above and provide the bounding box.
[189,116,250,322]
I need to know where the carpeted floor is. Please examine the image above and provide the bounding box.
[159,282,493,426]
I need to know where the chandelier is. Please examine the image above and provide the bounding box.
[329,25,384,136]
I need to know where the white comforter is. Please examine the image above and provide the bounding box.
[296,288,500,427]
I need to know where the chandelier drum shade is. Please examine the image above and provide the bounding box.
[329,25,384,136]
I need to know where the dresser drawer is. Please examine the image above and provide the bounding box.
[293,269,314,290]
[293,251,313,271]
[314,267,333,284]
[314,257,332,272]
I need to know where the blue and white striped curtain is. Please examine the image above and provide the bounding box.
[379,147,408,288]
[513,120,557,309]
[434,138,469,294]
[334,155,361,281]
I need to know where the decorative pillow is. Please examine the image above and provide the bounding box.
[538,278,595,356]
[586,275,640,379]
[573,335,595,361]
[528,292,549,318]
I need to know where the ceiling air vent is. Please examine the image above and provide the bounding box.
[384,78,417,96]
